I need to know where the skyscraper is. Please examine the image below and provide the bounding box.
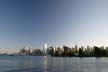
[43,43,48,55]
[29,46,32,56]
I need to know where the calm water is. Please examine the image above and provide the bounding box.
[0,56,108,72]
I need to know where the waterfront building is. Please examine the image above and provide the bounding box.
[43,43,48,55]
[57,47,63,56]
[100,46,105,50]
[33,49,43,56]
[28,47,33,56]
[75,45,79,52]
[106,47,108,51]
[20,46,27,56]
[53,47,56,53]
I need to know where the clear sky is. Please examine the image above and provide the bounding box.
[0,0,108,50]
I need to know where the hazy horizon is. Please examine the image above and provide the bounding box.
[0,0,108,50]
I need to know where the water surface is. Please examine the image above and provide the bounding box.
[0,56,108,72]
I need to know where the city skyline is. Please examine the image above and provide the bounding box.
[0,0,108,49]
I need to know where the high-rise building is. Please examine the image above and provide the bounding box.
[75,45,78,52]
[22,46,27,56]
[29,46,33,55]
[43,43,48,54]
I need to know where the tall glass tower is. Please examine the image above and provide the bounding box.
[43,43,48,55]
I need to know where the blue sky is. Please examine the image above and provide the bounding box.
[0,0,108,50]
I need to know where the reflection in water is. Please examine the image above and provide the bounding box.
[2,56,108,72]
[23,56,32,65]
[43,56,48,72]
[29,57,32,65]
[23,56,27,65]
[51,57,64,72]
[95,58,108,72]
[21,57,101,72]
[80,58,97,72]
